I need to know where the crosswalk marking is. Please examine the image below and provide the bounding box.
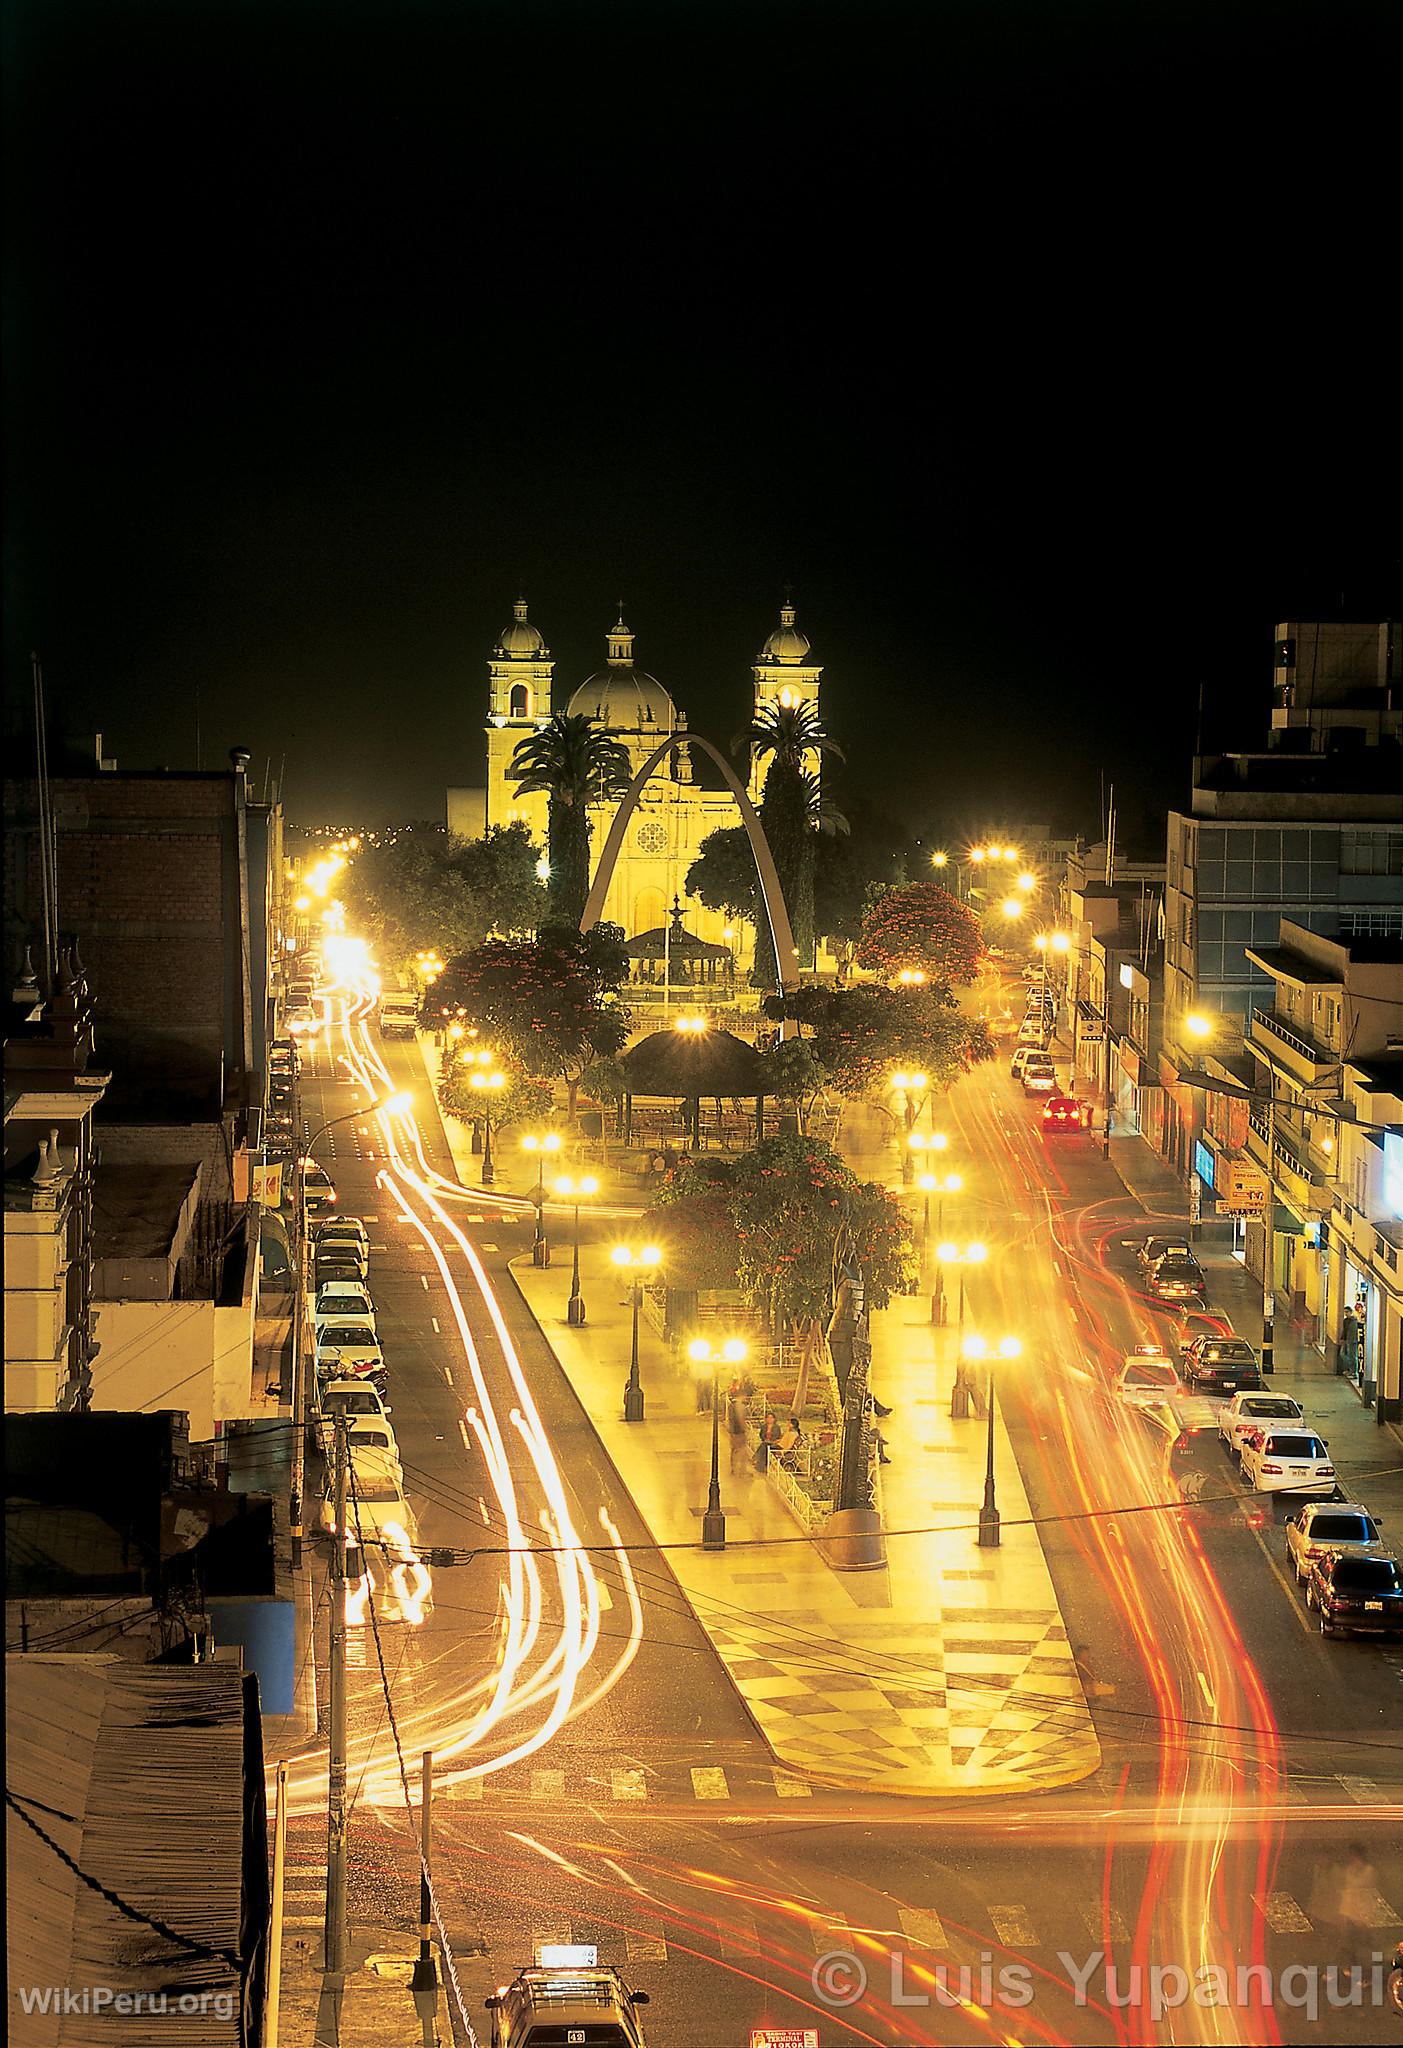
[1338,1774,1382,1804]
[717,1912,760,1958]
[611,1768,647,1801]
[442,1775,483,1801]
[1077,1903,1130,1942]
[530,1769,565,1803]
[1357,1889,1402,1930]
[691,1766,730,1800]
[1252,1892,1312,1934]
[898,1906,947,1950]
[989,1905,1040,1946]
[772,1769,812,1798]
[283,1913,323,1930]
[624,1927,669,1963]
[811,1913,852,1954]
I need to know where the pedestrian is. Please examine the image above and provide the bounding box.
[727,1379,750,1476]
[757,1408,782,1471]
[1339,1310,1359,1381]
[1337,1843,1378,1972]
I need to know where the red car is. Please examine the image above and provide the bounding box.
[1042,1095,1090,1135]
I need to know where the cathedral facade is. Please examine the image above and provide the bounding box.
[447,598,822,955]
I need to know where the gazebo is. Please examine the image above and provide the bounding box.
[625,898,733,988]
[619,1021,768,1148]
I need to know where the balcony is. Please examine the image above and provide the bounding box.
[1248,1008,1340,1089]
[1244,1109,1331,1219]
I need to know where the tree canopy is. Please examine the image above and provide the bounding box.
[854,880,986,985]
[764,982,995,1098]
[510,713,632,924]
[341,821,545,968]
[435,921,632,1114]
[651,1134,916,1326]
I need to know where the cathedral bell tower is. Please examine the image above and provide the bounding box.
[485,598,554,835]
[750,593,823,802]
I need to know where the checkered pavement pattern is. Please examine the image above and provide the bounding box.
[703,1604,1101,1794]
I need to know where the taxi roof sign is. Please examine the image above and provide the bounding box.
[537,1943,597,1968]
[749,2031,819,2048]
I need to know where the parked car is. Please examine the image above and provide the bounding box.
[1042,1095,1090,1137]
[486,1953,650,2048]
[315,1318,384,1375]
[1285,1502,1386,1582]
[1304,1551,1403,1638]
[1018,1054,1058,1093]
[315,1215,368,1249]
[1240,1428,1335,1496]
[315,1247,369,1288]
[1114,1347,1180,1407]
[1137,1233,1193,1271]
[1009,1046,1044,1080]
[315,1279,373,1321]
[315,1300,378,1343]
[1180,1335,1263,1395]
[1147,1254,1207,1306]
[318,1377,392,1426]
[1217,1391,1306,1458]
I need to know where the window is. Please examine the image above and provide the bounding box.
[1340,829,1403,876]
[509,684,530,719]
[1338,908,1403,938]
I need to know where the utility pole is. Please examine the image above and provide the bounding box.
[1261,1091,1276,1376]
[411,1749,439,2044]
[267,1762,288,2048]
[290,1150,308,1567]
[324,1420,348,1975]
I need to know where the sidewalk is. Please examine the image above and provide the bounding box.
[512,1228,1101,1800]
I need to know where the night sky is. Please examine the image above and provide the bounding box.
[4,0,1396,848]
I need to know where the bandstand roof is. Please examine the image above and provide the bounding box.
[619,1026,765,1099]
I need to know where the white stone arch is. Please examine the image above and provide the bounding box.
[580,733,801,1005]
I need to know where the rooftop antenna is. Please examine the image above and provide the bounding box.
[1105,784,1115,885]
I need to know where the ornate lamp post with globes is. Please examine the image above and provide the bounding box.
[614,1243,662,1422]
[689,1336,747,1548]
[554,1172,599,1325]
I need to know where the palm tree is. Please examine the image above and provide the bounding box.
[510,713,633,925]
[734,703,845,983]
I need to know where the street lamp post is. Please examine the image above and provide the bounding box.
[467,1062,504,1185]
[614,1243,662,1422]
[965,1333,1022,1547]
[916,1170,962,1323]
[555,1173,599,1325]
[938,1241,988,1417]
[690,1336,747,1548]
[522,1131,562,1266]
[891,1070,928,1182]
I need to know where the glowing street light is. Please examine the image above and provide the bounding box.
[688,1336,748,1549]
[891,1070,930,1179]
[1016,871,1037,893]
[963,1332,1022,1547]
[896,967,927,986]
[613,1244,663,1422]
[1000,897,1024,920]
[931,850,948,868]
[1185,1012,1214,1039]
[522,1131,563,1266]
[468,1065,505,1185]
[554,1173,599,1325]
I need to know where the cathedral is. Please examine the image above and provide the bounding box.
[446,598,823,959]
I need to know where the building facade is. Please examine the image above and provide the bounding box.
[448,598,824,952]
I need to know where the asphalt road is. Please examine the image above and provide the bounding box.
[278,1005,1403,2048]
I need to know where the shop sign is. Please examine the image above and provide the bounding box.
[1219,1160,1268,1215]
[750,2034,820,2048]
[1194,1140,1216,1189]
[253,1161,284,1206]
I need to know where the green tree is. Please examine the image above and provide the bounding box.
[735,702,844,985]
[813,797,912,973]
[757,1035,826,1134]
[764,983,994,1098]
[509,713,633,925]
[435,921,632,1118]
[448,821,548,937]
[854,880,986,986]
[686,825,758,943]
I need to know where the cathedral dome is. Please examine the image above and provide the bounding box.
[567,612,677,731]
[760,598,811,665]
[494,597,547,658]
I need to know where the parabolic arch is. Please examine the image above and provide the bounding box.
[578,733,801,1010]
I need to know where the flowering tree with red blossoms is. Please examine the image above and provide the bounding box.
[853,882,985,985]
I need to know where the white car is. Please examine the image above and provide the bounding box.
[319,1378,392,1424]
[1114,1347,1180,1408]
[1217,1391,1306,1458]
[1284,1502,1385,1582]
[1020,1059,1058,1094]
[315,1280,373,1321]
[345,1415,402,1480]
[1137,1233,1193,1271]
[1010,1046,1056,1083]
[315,1318,384,1376]
[315,1216,368,1250]
[1240,1428,1336,1496]
[315,1300,378,1342]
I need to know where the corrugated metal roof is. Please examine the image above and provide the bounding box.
[7,1656,253,2048]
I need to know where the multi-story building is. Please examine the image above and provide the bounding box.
[1237,919,1403,1417]
[1160,617,1401,1172]
[4,748,283,1425]
[1057,843,1165,1137]
[3,956,110,1410]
